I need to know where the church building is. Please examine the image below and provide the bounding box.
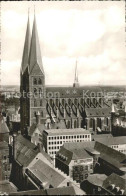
[20,11,113,136]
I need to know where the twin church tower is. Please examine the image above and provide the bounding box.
[20,11,79,134]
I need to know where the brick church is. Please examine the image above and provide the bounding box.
[20,12,117,136]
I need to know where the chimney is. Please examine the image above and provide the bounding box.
[36,111,41,124]
[13,134,17,161]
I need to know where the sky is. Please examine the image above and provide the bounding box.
[1,1,126,86]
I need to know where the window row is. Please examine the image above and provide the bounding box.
[33,78,43,85]
[50,151,57,155]
[48,134,90,140]
[49,146,60,150]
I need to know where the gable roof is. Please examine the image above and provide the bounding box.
[94,136,126,146]
[102,173,126,195]
[28,159,66,188]
[15,135,39,167]
[56,146,92,166]
[94,141,126,169]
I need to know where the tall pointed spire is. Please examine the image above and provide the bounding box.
[29,8,44,74]
[73,60,79,87]
[21,9,31,75]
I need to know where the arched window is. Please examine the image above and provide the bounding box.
[62,99,65,106]
[41,111,43,117]
[56,99,59,107]
[74,120,77,128]
[38,78,42,85]
[39,88,42,97]
[34,112,36,117]
[34,88,37,95]
[74,99,78,105]
[33,78,37,85]
[67,121,71,129]
[89,118,93,128]
[34,100,37,107]
[68,99,71,105]
[40,100,43,106]
[97,118,101,129]
[80,98,83,105]
[92,98,96,105]
[50,99,53,106]
[87,98,90,106]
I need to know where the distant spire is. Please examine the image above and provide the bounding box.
[73,59,79,88]
[21,10,31,74]
[29,9,44,74]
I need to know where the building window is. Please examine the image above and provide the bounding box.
[34,112,36,117]
[38,78,42,85]
[39,88,42,97]
[33,78,37,85]
[40,100,43,106]
[41,111,43,117]
[34,100,37,107]
[34,88,37,95]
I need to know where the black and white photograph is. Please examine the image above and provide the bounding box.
[0,1,126,195]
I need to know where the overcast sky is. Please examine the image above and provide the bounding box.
[1,1,126,86]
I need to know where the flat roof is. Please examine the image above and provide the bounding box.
[43,128,90,136]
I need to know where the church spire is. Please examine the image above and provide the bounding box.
[21,9,31,75]
[29,9,44,74]
[73,60,79,88]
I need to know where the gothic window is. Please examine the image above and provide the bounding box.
[34,88,37,95]
[33,78,37,85]
[67,121,70,129]
[38,78,42,85]
[50,99,53,106]
[89,118,93,128]
[34,100,37,107]
[34,112,36,117]
[40,100,43,106]
[56,99,59,107]
[80,98,83,105]
[39,88,42,97]
[74,120,77,128]
[92,98,96,105]
[74,99,78,105]
[62,99,65,106]
[68,99,71,105]
[97,118,101,129]
[41,111,43,117]
[87,98,90,106]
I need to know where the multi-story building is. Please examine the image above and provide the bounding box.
[94,136,126,154]
[43,128,91,157]
[0,118,12,182]
[55,145,93,183]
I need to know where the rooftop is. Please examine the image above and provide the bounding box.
[56,146,92,165]
[28,159,66,188]
[84,174,107,187]
[15,134,39,167]
[94,136,126,146]
[44,128,90,136]
[102,173,126,195]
